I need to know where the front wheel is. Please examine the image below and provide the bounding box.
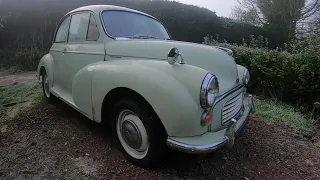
[110,99,167,168]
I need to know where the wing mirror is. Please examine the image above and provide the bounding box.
[167,47,185,65]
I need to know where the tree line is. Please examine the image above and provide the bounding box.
[0,0,284,51]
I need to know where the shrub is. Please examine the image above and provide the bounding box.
[0,46,46,70]
[203,35,320,114]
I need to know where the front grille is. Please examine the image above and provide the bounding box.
[222,93,243,124]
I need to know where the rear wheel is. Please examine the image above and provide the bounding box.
[110,98,167,168]
[41,70,56,103]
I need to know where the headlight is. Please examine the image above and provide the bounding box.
[243,68,250,85]
[200,74,219,109]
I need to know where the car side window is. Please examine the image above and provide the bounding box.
[55,17,70,43]
[68,13,90,43]
[86,14,100,41]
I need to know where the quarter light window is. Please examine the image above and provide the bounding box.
[86,14,100,41]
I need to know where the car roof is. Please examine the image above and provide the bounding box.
[68,5,155,19]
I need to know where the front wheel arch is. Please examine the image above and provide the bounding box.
[101,87,167,136]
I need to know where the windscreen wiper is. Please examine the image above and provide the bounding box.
[131,34,154,39]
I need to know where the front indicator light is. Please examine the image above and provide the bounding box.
[201,111,212,126]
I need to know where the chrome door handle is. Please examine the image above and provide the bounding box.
[62,48,67,54]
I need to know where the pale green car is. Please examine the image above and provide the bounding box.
[37,5,254,167]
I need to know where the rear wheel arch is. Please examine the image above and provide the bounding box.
[38,53,54,81]
[39,66,46,77]
[40,67,56,103]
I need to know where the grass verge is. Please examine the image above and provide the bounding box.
[0,82,43,119]
[254,97,319,132]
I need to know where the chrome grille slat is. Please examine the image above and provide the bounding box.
[223,102,242,120]
[222,99,241,112]
[223,95,242,110]
[224,94,242,107]
[222,97,242,115]
[222,93,243,124]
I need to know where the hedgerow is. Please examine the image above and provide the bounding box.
[204,34,320,121]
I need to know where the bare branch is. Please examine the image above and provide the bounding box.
[301,0,320,19]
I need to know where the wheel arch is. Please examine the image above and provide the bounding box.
[37,53,54,86]
[39,66,46,77]
[101,87,168,135]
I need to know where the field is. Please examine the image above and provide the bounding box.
[0,71,319,180]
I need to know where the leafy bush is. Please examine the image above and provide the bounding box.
[0,46,46,70]
[204,35,320,119]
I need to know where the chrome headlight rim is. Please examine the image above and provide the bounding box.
[243,68,250,85]
[200,73,219,109]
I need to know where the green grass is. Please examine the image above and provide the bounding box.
[254,97,319,132]
[0,82,43,118]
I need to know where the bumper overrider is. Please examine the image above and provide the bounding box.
[166,95,255,154]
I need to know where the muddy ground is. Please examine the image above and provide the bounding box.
[0,72,319,179]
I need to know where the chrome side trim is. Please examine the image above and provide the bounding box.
[166,95,253,154]
[61,51,105,55]
[213,46,233,56]
[50,49,62,52]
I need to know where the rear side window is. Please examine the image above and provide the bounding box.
[68,13,90,43]
[55,17,70,43]
[86,14,100,41]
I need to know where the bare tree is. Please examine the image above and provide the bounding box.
[231,0,265,26]
[232,0,320,41]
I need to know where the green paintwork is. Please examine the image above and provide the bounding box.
[37,5,251,140]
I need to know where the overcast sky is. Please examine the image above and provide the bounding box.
[176,0,238,17]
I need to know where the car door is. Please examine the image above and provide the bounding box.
[50,16,70,94]
[59,12,104,111]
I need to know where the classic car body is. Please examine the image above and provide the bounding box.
[37,5,254,167]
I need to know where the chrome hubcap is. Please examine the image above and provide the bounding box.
[122,120,142,149]
[116,109,149,159]
[44,74,50,98]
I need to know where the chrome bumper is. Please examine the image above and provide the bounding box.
[166,95,254,154]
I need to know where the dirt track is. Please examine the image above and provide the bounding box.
[0,71,37,86]
[1,101,319,180]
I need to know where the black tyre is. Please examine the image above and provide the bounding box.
[110,98,167,168]
[41,70,56,103]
